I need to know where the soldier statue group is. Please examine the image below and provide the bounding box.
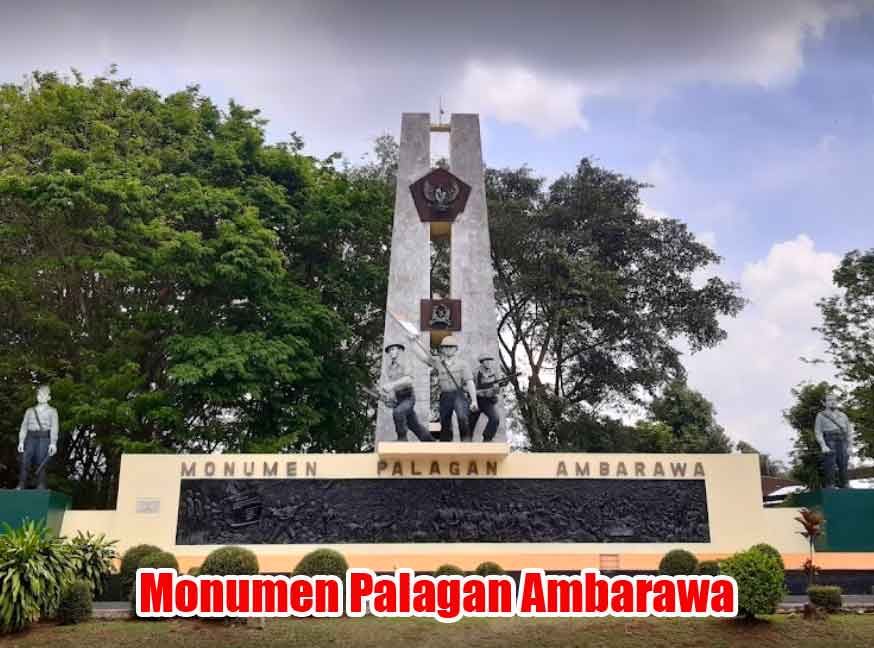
[378,333,508,443]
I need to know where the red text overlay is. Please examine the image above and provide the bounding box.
[136,568,737,622]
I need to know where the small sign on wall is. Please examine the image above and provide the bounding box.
[136,498,160,514]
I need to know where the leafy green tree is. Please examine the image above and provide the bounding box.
[487,162,744,449]
[817,249,874,460]
[645,380,733,453]
[0,71,388,502]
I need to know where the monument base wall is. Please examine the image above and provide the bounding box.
[59,450,824,571]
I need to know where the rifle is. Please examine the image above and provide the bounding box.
[362,385,398,408]
[476,372,521,397]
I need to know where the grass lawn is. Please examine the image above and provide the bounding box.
[3,615,874,648]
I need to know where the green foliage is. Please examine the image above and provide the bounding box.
[807,585,842,610]
[57,579,93,625]
[68,531,117,596]
[0,71,388,497]
[658,549,699,576]
[474,561,506,576]
[646,381,732,453]
[139,551,179,571]
[0,520,73,634]
[486,162,744,450]
[817,249,874,460]
[434,564,465,577]
[749,543,785,570]
[697,560,721,576]
[785,382,838,489]
[187,566,201,577]
[200,546,259,576]
[292,549,348,579]
[119,544,161,597]
[720,547,786,618]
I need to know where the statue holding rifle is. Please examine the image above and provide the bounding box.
[370,342,435,442]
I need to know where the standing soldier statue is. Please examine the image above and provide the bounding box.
[815,393,853,489]
[468,353,504,442]
[406,333,478,442]
[17,385,59,490]
[380,343,435,442]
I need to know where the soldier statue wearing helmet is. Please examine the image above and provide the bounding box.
[379,342,435,442]
[405,332,479,442]
[469,353,503,442]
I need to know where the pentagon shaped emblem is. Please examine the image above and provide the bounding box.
[409,167,471,223]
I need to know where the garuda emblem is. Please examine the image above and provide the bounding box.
[409,168,471,223]
[423,179,460,213]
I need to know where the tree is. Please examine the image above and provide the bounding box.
[785,381,839,490]
[488,162,744,450]
[736,441,787,477]
[646,380,733,453]
[795,508,825,585]
[817,249,874,460]
[0,71,390,503]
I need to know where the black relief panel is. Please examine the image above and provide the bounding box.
[176,478,709,545]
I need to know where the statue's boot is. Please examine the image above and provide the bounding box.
[15,483,25,490]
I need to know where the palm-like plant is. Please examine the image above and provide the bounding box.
[69,532,118,597]
[795,508,825,585]
[0,521,73,634]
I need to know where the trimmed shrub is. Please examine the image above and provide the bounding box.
[434,564,465,577]
[720,548,786,618]
[293,549,348,579]
[200,546,259,576]
[750,543,785,570]
[808,585,842,610]
[139,551,179,571]
[57,579,93,625]
[658,549,699,576]
[188,566,201,577]
[119,544,162,597]
[697,560,721,576]
[69,532,118,597]
[0,520,73,634]
[475,561,506,576]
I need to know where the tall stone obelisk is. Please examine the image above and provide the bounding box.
[376,112,503,444]
[376,114,432,443]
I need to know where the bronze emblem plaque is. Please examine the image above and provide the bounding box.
[410,168,471,223]
[420,299,462,331]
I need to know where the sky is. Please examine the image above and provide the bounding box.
[3,0,873,462]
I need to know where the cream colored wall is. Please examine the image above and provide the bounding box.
[59,450,810,571]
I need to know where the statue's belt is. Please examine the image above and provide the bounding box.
[26,430,51,439]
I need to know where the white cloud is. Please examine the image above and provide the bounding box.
[453,62,591,136]
[684,234,841,461]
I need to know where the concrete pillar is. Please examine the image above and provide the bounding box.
[376,114,432,443]
[449,114,504,442]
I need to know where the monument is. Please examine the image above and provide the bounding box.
[376,113,504,444]
[19,113,821,575]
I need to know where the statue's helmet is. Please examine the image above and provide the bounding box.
[440,335,458,348]
[477,353,495,363]
[384,343,405,353]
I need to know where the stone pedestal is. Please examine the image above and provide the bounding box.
[789,489,874,552]
[0,489,71,535]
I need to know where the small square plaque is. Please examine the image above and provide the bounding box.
[136,498,160,514]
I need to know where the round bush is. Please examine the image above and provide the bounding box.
[119,544,162,596]
[292,549,348,579]
[200,546,259,576]
[474,561,506,577]
[139,551,179,571]
[434,564,464,577]
[720,548,786,618]
[697,560,721,576]
[57,579,93,625]
[658,549,699,576]
[187,566,201,577]
[750,543,785,570]
[808,585,842,610]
